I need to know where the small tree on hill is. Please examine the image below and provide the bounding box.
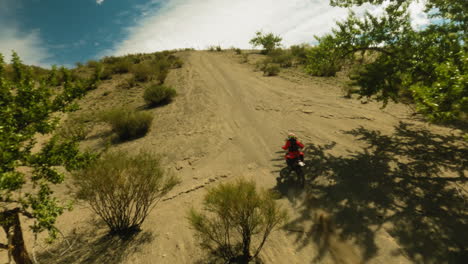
[188,178,288,263]
[0,52,96,263]
[250,31,283,55]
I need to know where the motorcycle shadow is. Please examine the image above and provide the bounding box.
[271,167,307,200]
[273,161,320,198]
[275,167,305,190]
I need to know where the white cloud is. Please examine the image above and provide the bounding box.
[110,0,353,56]
[0,26,51,67]
[408,0,429,29]
[96,0,105,5]
[108,0,431,57]
[0,0,51,67]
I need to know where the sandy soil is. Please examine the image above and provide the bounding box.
[3,51,466,264]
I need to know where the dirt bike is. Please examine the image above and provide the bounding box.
[278,156,306,186]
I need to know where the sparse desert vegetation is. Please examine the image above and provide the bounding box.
[101,108,153,141]
[1,0,466,263]
[188,179,288,263]
[73,151,179,235]
[143,83,177,106]
[261,63,280,76]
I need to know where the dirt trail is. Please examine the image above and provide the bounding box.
[12,51,466,264]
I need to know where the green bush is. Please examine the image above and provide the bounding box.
[188,178,287,263]
[101,56,120,64]
[111,58,133,74]
[290,44,309,64]
[74,151,179,235]
[86,60,100,68]
[154,59,171,83]
[269,49,294,68]
[250,31,282,55]
[234,48,242,54]
[143,84,177,106]
[156,68,168,84]
[305,40,342,77]
[240,53,249,63]
[131,62,155,82]
[171,57,184,68]
[262,64,280,76]
[101,109,153,140]
[127,54,143,64]
[56,112,95,140]
[100,66,113,80]
[118,76,137,89]
[208,46,222,52]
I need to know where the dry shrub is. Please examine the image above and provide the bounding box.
[208,45,222,52]
[56,112,95,140]
[131,62,155,82]
[86,60,100,68]
[143,84,177,106]
[188,178,288,263]
[262,64,280,76]
[111,58,133,74]
[101,109,153,141]
[269,49,294,68]
[171,57,184,68]
[290,44,309,64]
[100,66,113,80]
[154,61,169,84]
[74,151,179,235]
[101,56,120,64]
[240,54,249,63]
[118,76,137,89]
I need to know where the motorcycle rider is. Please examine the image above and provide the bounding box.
[282,132,305,167]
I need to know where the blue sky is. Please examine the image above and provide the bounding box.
[0,0,428,68]
[0,0,163,67]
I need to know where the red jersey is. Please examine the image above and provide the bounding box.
[282,139,304,159]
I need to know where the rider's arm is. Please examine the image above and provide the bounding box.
[282,141,290,150]
[297,141,305,148]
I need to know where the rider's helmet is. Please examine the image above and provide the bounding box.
[287,132,297,140]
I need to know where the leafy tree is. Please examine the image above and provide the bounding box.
[188,179,288,263]
[307,0,467,123]
[249,31,283,54]
[305,35,345,76]
[0,52,96,263]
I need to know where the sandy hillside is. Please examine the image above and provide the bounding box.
[3,51,466,264]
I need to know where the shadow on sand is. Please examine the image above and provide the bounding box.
[272,122,467,263]
[37,219,155,264]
